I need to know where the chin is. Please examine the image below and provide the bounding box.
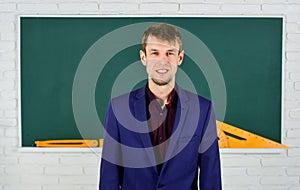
[152,78,170,86]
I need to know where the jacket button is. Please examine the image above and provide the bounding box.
[157,183,164,188]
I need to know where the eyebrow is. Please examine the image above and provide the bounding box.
[149,48,177,52]
[167,49,176,52]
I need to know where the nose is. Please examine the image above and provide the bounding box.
[158,53,169,63]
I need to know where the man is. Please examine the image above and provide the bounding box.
[99,23,222,190]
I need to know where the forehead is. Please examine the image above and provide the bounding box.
[145,36,179,51]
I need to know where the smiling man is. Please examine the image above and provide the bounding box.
[99,23,222,190]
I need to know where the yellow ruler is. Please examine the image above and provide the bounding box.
[99,139,104,147]
[35,139,99,148]
[217,121,288,148]
[35,122,287,149]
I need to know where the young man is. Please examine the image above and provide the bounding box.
[99,23,222,190]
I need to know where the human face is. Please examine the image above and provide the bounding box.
[140,36,184,87]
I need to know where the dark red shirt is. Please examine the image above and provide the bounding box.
[145,84,178,174]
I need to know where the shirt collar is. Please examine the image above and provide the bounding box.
[145,83,177,108]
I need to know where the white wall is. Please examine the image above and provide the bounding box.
[0,0,300,189]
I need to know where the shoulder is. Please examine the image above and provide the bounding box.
[177,86,211,107]
[110,86,145,105]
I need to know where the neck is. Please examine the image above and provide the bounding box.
[148,80,175,104]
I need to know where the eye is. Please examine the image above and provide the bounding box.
[167,52,174,56]
[151,52,158,55]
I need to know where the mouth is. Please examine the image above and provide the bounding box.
[156,69,168,74]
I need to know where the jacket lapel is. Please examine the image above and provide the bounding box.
[160,86,190,174]
[133,86,158,173]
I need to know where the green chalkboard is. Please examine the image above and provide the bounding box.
[20,17,282,147]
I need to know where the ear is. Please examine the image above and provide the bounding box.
[177,50,184,66]
[140,50,147,66]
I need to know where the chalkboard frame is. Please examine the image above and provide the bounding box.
[18,15,285,153]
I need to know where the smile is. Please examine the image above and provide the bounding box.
[156,69,168,74]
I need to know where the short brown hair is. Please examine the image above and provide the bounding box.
[141,23,182,53]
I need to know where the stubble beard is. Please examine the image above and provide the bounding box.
[151,77,171,86]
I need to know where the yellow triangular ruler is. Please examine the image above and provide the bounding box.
[216,121,288,148]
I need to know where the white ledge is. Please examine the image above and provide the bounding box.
[220,148,287,154]
[19,147,287,154]
[18,147,102,153]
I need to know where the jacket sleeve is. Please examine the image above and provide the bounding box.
[198,103,222,190]
[99,101,123,190]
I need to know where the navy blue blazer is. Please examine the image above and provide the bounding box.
[99,85,222,190]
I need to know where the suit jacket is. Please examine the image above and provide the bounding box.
[99,85,222,190]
